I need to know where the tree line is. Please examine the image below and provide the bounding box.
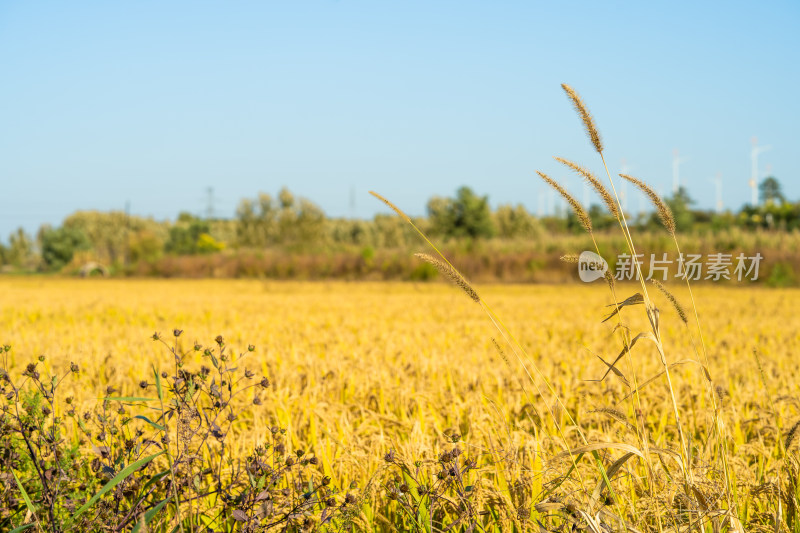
[0,177,797,274]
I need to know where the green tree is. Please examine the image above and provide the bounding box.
[759,176,785,205]
[166,213,223,255]
[236,193,278,247]
[128,229,165,263]
[4,228,36,269]
[663,186,695,232]
[587,203,618,231]
[493,204,539,238]
[39,225,91,270]
[427,186,495,239]
[275,188,326,246]
[63,210,168,266]
[235,187,326,248]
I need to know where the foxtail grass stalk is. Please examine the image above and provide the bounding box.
[620,171,738,515]
[371,190,623,504]
[561,83,697,530]
[540,171,659,516]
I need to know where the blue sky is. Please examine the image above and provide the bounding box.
[1,1,798,239]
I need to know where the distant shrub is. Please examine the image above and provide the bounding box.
[767,261,797,287]
[38,225,91,271]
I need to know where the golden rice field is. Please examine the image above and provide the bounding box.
[2,278,799,531]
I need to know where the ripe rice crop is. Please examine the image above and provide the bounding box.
[2,278,799,531]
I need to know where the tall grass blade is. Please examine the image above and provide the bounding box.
[153,364,164,400]
[66,450,165,526]
[132,496,173,533]
[12,471,36,521]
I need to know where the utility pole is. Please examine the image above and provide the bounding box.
[205,187,215,219]
[750,137,771,206]
[537,188,544,217]
[672,149,687,194]
[124,200,131,267]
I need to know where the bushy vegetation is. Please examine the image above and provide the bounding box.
[1,178,799,283]
[1,333,358,532]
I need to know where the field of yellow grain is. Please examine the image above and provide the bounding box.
[2,278,799,530]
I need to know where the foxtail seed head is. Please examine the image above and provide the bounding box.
[414,253,480,303]
[561,83,603,154]
[619,174,676,236]
[536,171,592,233]
[650,279,688,324]
[554,157,619,218]
[369,191,411,223]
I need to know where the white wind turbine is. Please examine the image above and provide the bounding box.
[672,149,687,194]
[620,158,632,212]
[712,172,723,213]
[750,136,772,206]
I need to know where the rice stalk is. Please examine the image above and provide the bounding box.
[787,421,800,451]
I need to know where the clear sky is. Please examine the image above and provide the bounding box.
[1,1,798,240]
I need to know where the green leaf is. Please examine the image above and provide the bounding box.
[153,365,163,401]
[12,471,36,518]
[67,450,165,526]
[9,524,36,533]
[142,469,170,492]
[134,415,166,431]
[542,453,583,499]
[131,496,172,533]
